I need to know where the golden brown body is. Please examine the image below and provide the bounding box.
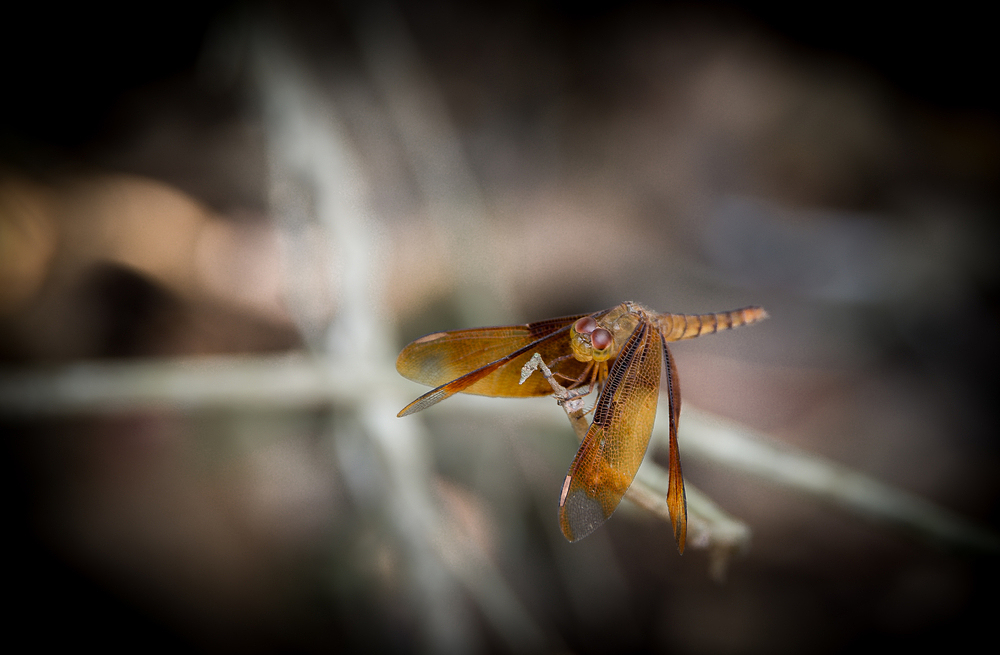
[396,302,768,551]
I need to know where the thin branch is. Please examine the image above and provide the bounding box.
[3,353,997,556]
[245,22,544,651]
[673,407,1000,554]
[352,2,510,325]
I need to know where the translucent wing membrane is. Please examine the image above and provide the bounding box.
[558,321,663,541]
[662,339,687,552]
[396,313,601,416]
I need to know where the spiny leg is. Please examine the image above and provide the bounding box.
[520,353,592,441]
[548,355,594,390]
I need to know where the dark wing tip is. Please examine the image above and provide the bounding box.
[559,489,608,542]
[397,388,449,418]
[397,399,420,418]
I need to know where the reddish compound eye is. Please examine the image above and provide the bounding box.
[591,327,612,351]
[574,316,598,334]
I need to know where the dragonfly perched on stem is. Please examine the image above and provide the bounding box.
[396,302,768,552]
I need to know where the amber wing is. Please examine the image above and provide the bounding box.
[661,337,687,552]
[558,320,663,541]
[396,313,602,416]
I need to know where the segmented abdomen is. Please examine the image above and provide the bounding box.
[657,306,768,341]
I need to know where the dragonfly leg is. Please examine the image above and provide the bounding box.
[561,364,596,391]
[520,353,593,413]
[576,362,608,417]
[545,354,591,389]
[521,352,593,441]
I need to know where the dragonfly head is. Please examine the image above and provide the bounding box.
[570,316,615,363]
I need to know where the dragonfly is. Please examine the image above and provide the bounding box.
[395,301,768,552]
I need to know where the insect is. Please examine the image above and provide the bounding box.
[396,302,767,552]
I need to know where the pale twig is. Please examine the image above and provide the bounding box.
[673,407,1000,554]
[2,353,996,558]
[352,2,510,326]
[247,21,546,652]
[246,18,528,640]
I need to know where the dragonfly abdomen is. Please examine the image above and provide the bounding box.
[657,306,768,341]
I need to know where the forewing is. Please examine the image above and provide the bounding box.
[558,320,663,541]
[396,313,600,416]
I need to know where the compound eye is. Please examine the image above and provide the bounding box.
[574,316,598,334]
[591,328,612,351]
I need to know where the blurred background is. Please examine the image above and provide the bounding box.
[2,1,997,652]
